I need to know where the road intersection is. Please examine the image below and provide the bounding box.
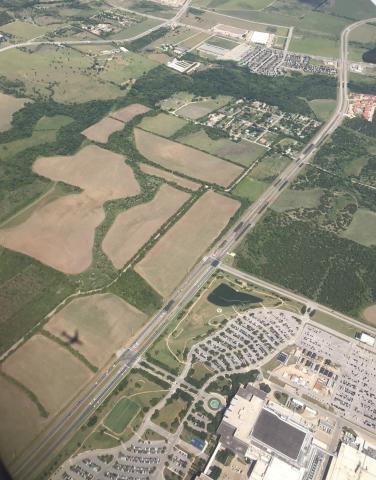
[10,14,376,480]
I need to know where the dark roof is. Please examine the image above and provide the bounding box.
[238,384,266,401]
[252,409,306,460]
[217,422,248,456]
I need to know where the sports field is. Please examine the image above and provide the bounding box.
[82,117,125,144]
[0,146,140,274]
[137,112,188,137]
[103,184,190,269]
[111,103,150,123]
[44,293,147,368]
[134,129,243,187]
[140,163,201,191]
[104,398,140,434]
[0,93,28,132]
[0,375,47,467]
[135,191,240,296]
[2,334,93,414]
[179,129,266,166]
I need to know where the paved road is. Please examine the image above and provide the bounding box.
[220,264,376,337]
[11,15,376,480]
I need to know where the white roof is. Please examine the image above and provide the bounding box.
[327,443,376,480]
[251,31,270,45]
[264,457,305,480]
[224,394,264,442]
[360,332,375,346]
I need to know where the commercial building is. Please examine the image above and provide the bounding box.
[213,23,248,40]
[250,31,271,46]
[327,442,376,480]
[166,58,200,74]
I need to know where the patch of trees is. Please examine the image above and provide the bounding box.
[363,47,376,64]
[129,27,170,51]
[0,11,12,26]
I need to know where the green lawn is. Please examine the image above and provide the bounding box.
[179,130,266,166]
[104,397,140,434]
[137,112,188,137]
[341,208,376,247]
[251,154,291,181]
[312,311,358,338]
[233,176,269,202]
[290,32,339,58]
[272,188,323,212]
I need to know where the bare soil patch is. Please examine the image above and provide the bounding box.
[44,293,147,368]
[363,304,376,325]
[82,117,125,144]
[33,145,140,202]
[140,163,201,191]
[103,184,189,269]
[0,193,104,274]
[2,334,93,414]
[134,129,243,187]
[0,93,28,132]
[111,103,150,123]
[135,191,240,297]
[0,375,47,468]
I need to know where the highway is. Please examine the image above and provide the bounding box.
[11,15,376,480]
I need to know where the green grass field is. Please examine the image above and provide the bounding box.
[309,99,336,122]
[290,32,339,58]
[138,113,188,137]
[312,311,358,338]
[104,398,140,434]
[233,176,269,202]
[272,188,323,212]
[251,154,291,181]
[341,208,376,247]
[179,130,266,166]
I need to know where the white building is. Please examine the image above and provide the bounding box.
[250,31,271,45]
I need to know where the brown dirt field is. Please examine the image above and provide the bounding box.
[363,305,376,325]
[0,375,47,468]
[140,163,201,191]
[33,145,140,202]
[82,116,125,143]
[110,103,150,123]
[2,334,93,414]
[135,191,240,297]
[0,193,105,274]
[44,293,147,368]
[0,145,140,274]
[103,184,190,269]
[134,129,243,187]
[0,93,28,132]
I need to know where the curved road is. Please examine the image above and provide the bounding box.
[10,14,376,480]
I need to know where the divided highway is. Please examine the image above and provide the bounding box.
[11,15,376,480]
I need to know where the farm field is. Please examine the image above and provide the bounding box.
[341,208,376,247]
[0,146,139,274]
[250,154,291,181]
[175,96,232,120]
[135,191,240,297]
[102,184,190,269]
[178,129,266,166]
[0,115,73,162]
[0,93,28,132]
[193,0,276,11]
[82,117,124,144]
[137,112,188,137]
[289,31,339,58]
[0,375,47,467]
[134,129,243,187]
[0,20,53,42]
[233,176,268,202]
[272,188,323,212]
[2,334,93,414]
[110,103,150,123]
[0,46,156,103]
[44,293,147,368]
[104,398,140,434]
[139,163,201,191]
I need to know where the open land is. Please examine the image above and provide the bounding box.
[272,188,323,212]
[2,334,93,414]
[135,191,240,297]
[102,184,190,269]
[82,117,125,144]
[0,93,28,132]
[233,176,269,202]
[139,163,201,191]
[175,96,232,120]
[134,129,243,186]
[341,208,376,247]
[363,305,376,326]
[110,104,151,123]
[0,146,140,274]
[178,129,266,166]
[0,375,47,467]
[44,293,147,368]
[104,397,140,434]
[137,112,188,137]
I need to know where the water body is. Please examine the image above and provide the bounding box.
[207,283,262,307]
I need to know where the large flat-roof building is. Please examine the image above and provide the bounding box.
[250,31,271,45]
[327,442,376,480]
[213,23,248,40]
